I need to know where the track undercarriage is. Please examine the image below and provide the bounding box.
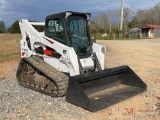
[16,56,69,97]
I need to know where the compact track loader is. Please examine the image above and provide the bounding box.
[16,11,146,112]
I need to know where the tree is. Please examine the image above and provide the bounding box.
[112,10,120,30]
[29,20,44,32]
[106,11,112,33]
[123,8,134,30]
[0,21,6,33]
[154,2,160,24]
[129,2,160,28]
[90,20,97,34]
[94,13,110,33]
[8,20,44,33]
[8,20,20,33]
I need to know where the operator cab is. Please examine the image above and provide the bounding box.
[45,11,92,57]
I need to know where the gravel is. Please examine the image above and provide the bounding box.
[0,70,96,120]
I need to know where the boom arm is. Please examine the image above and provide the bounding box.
[19,19,80,76]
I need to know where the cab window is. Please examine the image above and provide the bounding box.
[46,18,66,45]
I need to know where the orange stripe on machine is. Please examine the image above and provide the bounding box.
[21,52,25,56]
[47,40,54,44]
[44,50,52,56]
[43,37,54,44]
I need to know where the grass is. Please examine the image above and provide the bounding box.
[0,33,21,63]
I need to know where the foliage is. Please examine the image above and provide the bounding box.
[7,20,20,33]
[0,21,6,33]
[29,20,44,32]
[7,20,44,33]
[90,20,97,34]
[129,2,160,27]
[34,26,44,32]
[91,2,160,38]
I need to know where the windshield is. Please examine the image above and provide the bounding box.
[67,16,91,56]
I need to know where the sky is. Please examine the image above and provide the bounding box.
[0,0,159,28]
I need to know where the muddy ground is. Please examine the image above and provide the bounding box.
[0,38,160,120]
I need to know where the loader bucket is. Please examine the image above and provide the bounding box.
[66,66,147,112]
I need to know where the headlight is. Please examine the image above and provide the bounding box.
[101,46,106,54]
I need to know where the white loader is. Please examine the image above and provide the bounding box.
[16,11,146,112]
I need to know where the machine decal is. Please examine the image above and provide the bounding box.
[47,39,54,44]
[21,52,25,56]
[43,37,54,44]
[44,50,52,56]
[63,50,67,54]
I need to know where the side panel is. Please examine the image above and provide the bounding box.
[20,40,32,58]
[92,43,106,70]
[44,57,69,73]
[42,36,80,76]
[67,48,80,76]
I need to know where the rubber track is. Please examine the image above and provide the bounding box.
[16,56,69,97]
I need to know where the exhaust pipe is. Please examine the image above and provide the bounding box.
[66,66,147,112]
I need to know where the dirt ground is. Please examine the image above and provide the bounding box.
[0,38,160,120]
